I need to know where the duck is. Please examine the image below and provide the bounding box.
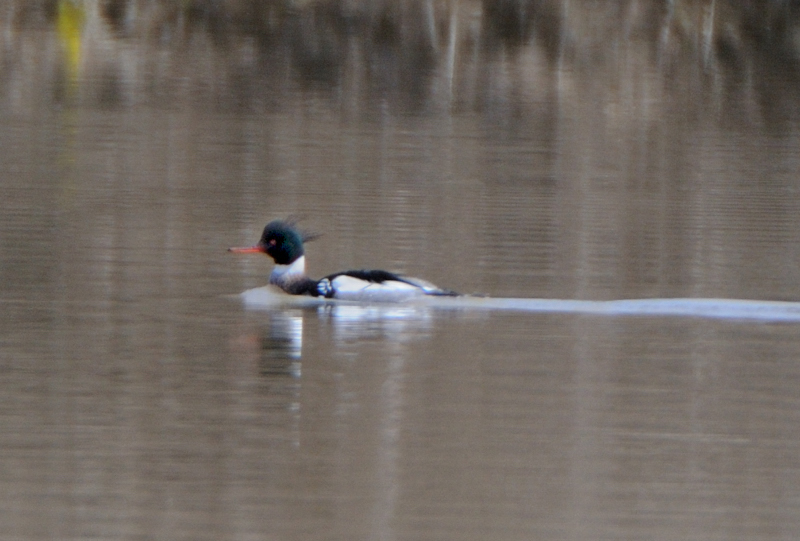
[229,220,458,301]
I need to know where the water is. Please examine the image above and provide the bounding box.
[2,2,800,539]
[240,287,800,321]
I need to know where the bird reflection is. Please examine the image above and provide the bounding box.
[258,310,303,378]
[316,303,434,343]
[254,301,436,372]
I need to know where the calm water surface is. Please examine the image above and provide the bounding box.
[2,2,800,539]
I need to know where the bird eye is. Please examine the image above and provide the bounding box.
[268,239,277,246]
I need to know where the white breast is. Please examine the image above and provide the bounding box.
[269,256,306,285]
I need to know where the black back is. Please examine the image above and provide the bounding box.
[322,269,459,296]
[324,269,403,283]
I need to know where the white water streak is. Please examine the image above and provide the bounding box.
[238,286,800,322]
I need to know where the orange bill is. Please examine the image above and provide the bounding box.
[228,245,266,253]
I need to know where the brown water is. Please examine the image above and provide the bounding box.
[2,2,800,539]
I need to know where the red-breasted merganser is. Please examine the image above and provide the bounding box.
[229,220,458,300]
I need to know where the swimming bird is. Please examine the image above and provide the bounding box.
[229,220,458,301]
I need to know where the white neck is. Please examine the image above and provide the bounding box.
[269,256,307,285]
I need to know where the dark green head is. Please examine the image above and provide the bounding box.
[229,219,317,265]
[259,219,321,265]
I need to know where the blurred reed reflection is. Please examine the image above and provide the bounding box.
[3,0,800,120]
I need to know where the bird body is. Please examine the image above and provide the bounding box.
[230,220,457,301]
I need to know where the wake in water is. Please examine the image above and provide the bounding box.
[236,286,800,323]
